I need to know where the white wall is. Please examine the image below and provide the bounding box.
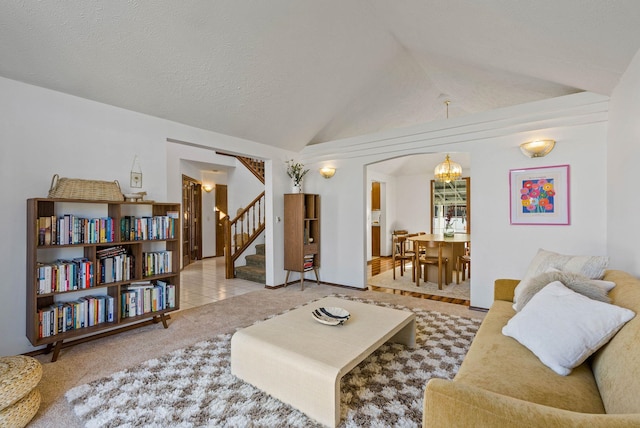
[0,76,291,356]
[0,72,621,357]
[302,92,610,309]
[607,49,640,275]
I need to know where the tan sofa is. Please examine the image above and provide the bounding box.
[423,270,640,427]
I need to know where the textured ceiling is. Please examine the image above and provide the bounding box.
[2,1,640,152]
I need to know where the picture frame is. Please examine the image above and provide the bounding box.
[509,164,570,225]
[130,171,143,188]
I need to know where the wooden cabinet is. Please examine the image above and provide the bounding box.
[26,198,180,361]
[371,181,381,210]
[283,193,320,289]
[371,226,380,257]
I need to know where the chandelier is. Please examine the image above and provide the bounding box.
[434,154,462,183]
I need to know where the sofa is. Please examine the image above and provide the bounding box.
[423,269,640,427]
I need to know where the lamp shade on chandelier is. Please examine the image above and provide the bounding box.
[434,154,462,183]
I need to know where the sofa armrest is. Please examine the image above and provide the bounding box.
[424,379,640,428]
[494,279,520,302]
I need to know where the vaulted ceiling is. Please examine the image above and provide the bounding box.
[2,1,640,152]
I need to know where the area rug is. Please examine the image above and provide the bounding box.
[368,266,470,301]
[65,294,481,427]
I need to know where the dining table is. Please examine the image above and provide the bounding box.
[407,234,470,286]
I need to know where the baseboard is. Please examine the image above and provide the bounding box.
[469,305,489,313]
[266,281,366,291]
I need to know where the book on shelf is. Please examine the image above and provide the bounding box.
[121,280,176,319]
[37,295,115,339]
[38,215,114,245]
[95,246,134,284]
[142,251,173,277]
[120,215,176,241]
[36,258,94,294]
[303,254,314,270]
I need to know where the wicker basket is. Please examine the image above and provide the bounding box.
[0,356,42,428]
[48,174,124,201]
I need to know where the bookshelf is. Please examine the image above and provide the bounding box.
[283,193,320,290]
[26,198,180,361]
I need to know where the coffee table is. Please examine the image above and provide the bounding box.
[230,296,416,427]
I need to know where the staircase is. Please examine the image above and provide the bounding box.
[235,243,266,284]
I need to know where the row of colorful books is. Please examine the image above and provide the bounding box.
[121,280,176,318]
[120,215,177,242]
[142,251,173,277]
[36,258,93,294]
[38,295,115,338]
[97,253,134,284]
[303,254,314,271]
[37,215,115,246]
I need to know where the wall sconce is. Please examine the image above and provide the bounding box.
[319,167,336,179]
[202,184,214,193]
[520,139,556,158]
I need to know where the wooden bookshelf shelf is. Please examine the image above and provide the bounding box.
[26,198,181,361]
[283,193,320,290]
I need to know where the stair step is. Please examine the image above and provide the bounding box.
[235,265,266,284]
[255,244,265,255]
[245,253,265,267]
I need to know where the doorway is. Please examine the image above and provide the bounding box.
[182,174,203,268]
[215,184,228,256]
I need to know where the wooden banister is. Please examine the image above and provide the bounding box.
[225,191,266,278]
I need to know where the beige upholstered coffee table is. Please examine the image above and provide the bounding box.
[230,296,416,427]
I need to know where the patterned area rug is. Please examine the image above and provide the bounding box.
[368,266,470,301]
[65,295,481,427]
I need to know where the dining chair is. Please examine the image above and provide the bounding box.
[415,240,448,290]
[456,242,471,284]
[392,232,416,281]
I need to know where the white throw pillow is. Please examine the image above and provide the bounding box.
[502,281,635,376]
[513,249,609,306]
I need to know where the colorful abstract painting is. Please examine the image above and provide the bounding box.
[510,165,570,225]
[519,178,555,213]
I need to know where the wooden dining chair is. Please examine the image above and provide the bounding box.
[392,232,416,281]
[415,240,448,289]
[456,242,471,284]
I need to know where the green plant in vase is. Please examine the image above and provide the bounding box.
[286,159,309,193]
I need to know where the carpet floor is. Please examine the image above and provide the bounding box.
[28,283,486,428]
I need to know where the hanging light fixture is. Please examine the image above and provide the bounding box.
[434,154,462,183]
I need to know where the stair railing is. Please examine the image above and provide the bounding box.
[237,156,265,184]
[224,191,266,278]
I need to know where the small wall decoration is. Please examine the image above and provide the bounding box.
[509,164,570,225]
[130,155,143,188]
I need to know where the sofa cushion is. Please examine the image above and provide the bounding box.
[503,281,635,375]
[454,300,606,414]
[513,270,611,312]
[591,270,640,414]
[514,249,609,306]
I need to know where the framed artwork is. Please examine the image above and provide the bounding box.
[509,164,570,225]
[130,171,143,188]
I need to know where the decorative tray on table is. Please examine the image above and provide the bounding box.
[311,307,350,326]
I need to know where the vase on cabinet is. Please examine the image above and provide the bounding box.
[292,183,302,193]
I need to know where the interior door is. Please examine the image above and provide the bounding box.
[182,175,203,267]
[215,184,228,256]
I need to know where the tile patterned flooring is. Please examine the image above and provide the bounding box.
[179,257,266,311]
